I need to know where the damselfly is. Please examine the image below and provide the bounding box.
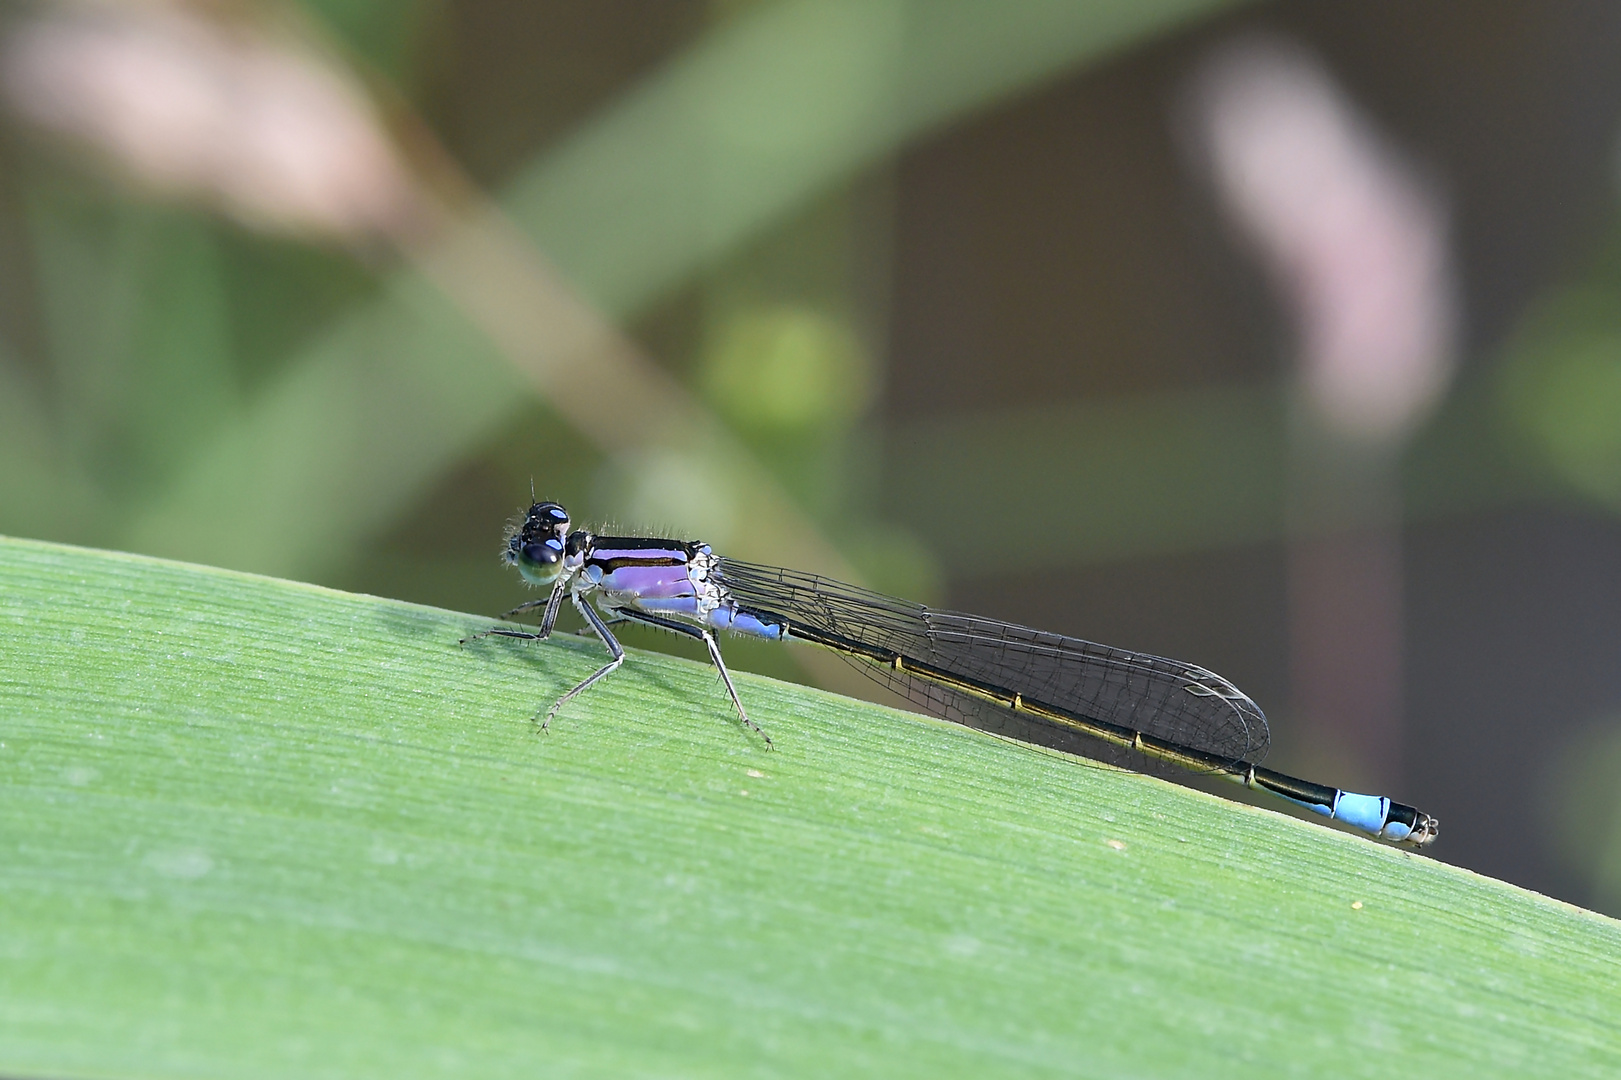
[464,500,1438,847]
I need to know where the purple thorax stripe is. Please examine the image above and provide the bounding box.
[591,545,689,569]
[591,544,697,602]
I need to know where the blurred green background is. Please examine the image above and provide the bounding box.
[5,0,1621,915]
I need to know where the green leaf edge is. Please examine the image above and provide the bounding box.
[2,534,1618,1079]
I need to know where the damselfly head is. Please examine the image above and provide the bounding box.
[504,500,571,585]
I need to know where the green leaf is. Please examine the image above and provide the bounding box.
[3,535,1617,1078]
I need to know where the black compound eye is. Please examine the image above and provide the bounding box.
[522,539,563,566]
[532,502,569,531]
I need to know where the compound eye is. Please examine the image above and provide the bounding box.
[522,538,564,566]
[532,502,570,531]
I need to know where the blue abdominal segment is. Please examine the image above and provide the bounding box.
[707,607,785,640]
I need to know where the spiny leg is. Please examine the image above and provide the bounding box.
[699,628,772,749]
[473,628,546,642]
[541,594,625,732]
[573,616,631,636]
[498,597,552,620]
[460,583,567,646]
[617,611,772,748]
[462,625,539,645]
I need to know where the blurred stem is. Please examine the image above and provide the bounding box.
[120,0,1244,585]
[1284,399,1406,792]
[406,202,861,580]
